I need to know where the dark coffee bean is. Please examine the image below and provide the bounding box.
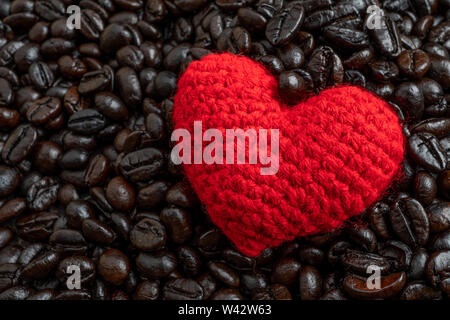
[0,227,13,249]
[133,280,159,300]
[208,261,239,288]
[409,248,429,280]
[20,251,60,280]
[63,86,89,115]
[137,180,170,209]
[2,124,38,164]
[397,49,431,78]
[389,197,430,247]
[63,132,97,151]
[49,229,87,256]
[430,229,450,251]
[400,281,442,300]
[414,171,437,206]
[100,23,135,54]
[0,165,20,197]
[119,148,164,181]
[80,9,104,41]
[130,217,166,251]
[97,248,130,285]
[163,278,203,300]
[35,0,64,21]
[299,245,325,266]
[65,199,95,229]
[238,8,267,33]
[299,265,322,300]
[106,176,135,211]
[16,211,58,242]
[177,246,202,278]
[29,61,54,90]
[84,154,110,187]
[393,82,424,120]
[116,66,142,106]
[426,201,450,233]
[271,257,301,287]
[265,2,305,46]
[40,38,75,59]
[81,218,116,245]
[425,250,450,288]
[136,250,177,278]
[408,133,447,173]
[369,60,399,82]
[78,68,112,95]
[0,198,27,223]
[324,25,369,51]
[217,27,251,54]
[26,97,62,126]
[306,46,343,92]
[0,107,19,129]
[346,225,377,252]
[427,54,450,90]
[57,56,87,80]
[59,148,89,170]
[343,272,406,299]
[341,249,391,275]
[160,206,192,244]
[0,285,33,300]
[278,71,306,105]
[68,109,106,134]
[26,177,59,211]
[368,15,402,58]
[257,55,284,74]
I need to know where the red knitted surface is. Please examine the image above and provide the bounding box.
[173,53,405,257]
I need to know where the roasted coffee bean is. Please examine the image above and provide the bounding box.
[137,180,170,209]
[116,67,142,106]
[59,148,90,170]
[133,280,159,300]
[82,218,116,245]
[16,211,58,241]
[341,249,391,275]
[0,165,20,198]
[346,225,377,252]
[2,124,38,164]
[160,206,192,244]
[414,171,437,206]
[299,265,322,300]
[0,285,33,300]
[26,177,59,211]
[105,176,135,211]
[130,217,166,251]
[389,197,430,247]
[118,148,164,181]
[163,278,203,300]
[20,251,60,280]
[306,46,343,92]
[397,49,431,78]
[271,257,301,287]
[0,198,27,223]
[208,261,239,288]
[265,2,304,46]
[409,248,429,280]
[136,250,177,278]
[343,272,406,299]
[408,133,447,173]
[217,27,251,54]
[393,82,425,120]
[0,106,19,129]
[26,97,62,125]
[368,15,402,58]
[78,68,112,95]
[426,201,450,233]
[97,248,130,285]
[49,232,87,261]
[0,227,13,249]
[425,250,450,288]
[68,109,106,134]
[400,281,442,300]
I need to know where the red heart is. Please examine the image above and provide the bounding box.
[173,53,405,257]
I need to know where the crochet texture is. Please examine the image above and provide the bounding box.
[173,53,405,257]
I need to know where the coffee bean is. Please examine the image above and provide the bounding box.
[26,177,59,211]
[16,211,58,242]
[306,46,343,92]
[20,251,60,280]
[163,278,203,300]
[343,272,406,299]
[106,176,135,211]
[98,248,130,285]
[299,265,322,300]
[136,250,177,278]
[389,197,430,247]
[426,201,450,233]
[68,109,106,134]
[2,124,38,164]
[408,133,447,173]
[160,206,192,244]
[130,217,166,251]
[265,2,305,46]
[0,198,27,223]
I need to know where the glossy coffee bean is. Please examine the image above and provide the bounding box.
[106,176,135,211]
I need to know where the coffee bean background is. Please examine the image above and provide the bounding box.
[0,0,449,301]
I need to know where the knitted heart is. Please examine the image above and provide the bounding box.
[173,53,405,257]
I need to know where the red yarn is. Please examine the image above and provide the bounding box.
[173,53,405,257]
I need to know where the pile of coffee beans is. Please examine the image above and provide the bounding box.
[0,0,449,300]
